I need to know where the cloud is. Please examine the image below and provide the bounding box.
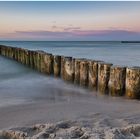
[15,30,73,37]
[1,29,140,41]
[63,27,81,31]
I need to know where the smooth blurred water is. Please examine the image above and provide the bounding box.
[0,55,96,107]
[0,41,140,66]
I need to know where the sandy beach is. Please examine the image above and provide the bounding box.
[0,89,140,138]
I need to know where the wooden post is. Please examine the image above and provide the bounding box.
[29,50,35,68]
[37,51,53,74]
[32,51,37,69]
[36,51,42,71]
[61,56,65,79]
[125,67,140,99]
[24,49,29,66]
[40,51,46,73]
[42,53,53,75]
[18,48,21,62]
[0,45,1,55]
[53,55,61,77]
[98,62,113,94]
[74,59,81,85]
[88,60,99,90]
[63,57,75,82]
[108,65,126,96]
[80,59,89,87]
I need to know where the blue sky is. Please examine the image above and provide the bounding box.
[0,1,140,41]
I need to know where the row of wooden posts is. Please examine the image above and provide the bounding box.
[0,45,140,99]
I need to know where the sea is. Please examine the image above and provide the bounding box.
[0,41,140,130]
[1,41,140,66]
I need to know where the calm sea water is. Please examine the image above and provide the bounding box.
[0,41,140,66]
[0,41,140,108]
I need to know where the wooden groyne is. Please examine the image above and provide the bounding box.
[0,44,140,99]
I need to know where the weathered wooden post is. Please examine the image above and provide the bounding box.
[36,51,42,71]
[20,48,23,63]
[14,48,18,61]
[9,47,12,58]
[125,67,140,99]
[0,46,4,56]
[8,47,10,58]
[21,49,24,64]
[11,47,14,59]
[4,47,6,56]
[0,45,1,55]
[29,50,35,68]
[80,59,89,87]
[5,47,7,57]
[63,57,75,82]
[74,59,81,85]
[20,49,22,63]
[22,49,26,65]
[98,62,113,94]
[61,56,65,79]
[32,51,37,69]
[16,48,19,61]
[0,45,3,55]
[53,55,61,77]
[88,60,99,90]
[1,46,3,55]
[14,47,17,60]
[38,52,53,74]
[39,51,46,72]
[43,53,53,75]
[18,48,21,62]
[2,46,5,56]
[24,49,29,66]
[5,47,7,56]
[108,65,126,96]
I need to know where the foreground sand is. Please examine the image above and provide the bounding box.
[0,115,140,139]
[0,96,140,139]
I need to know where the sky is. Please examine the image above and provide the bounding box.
[0,1,140,41]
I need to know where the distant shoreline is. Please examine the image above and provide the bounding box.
[121,41,140,43]
[0,40,140,43]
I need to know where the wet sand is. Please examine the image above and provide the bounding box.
[0,56,140,138]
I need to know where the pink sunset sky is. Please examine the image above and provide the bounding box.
[0,1,140,41]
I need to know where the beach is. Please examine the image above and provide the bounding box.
[0,87,140,138]
[0,42,140,138]
[0,56,140,138]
